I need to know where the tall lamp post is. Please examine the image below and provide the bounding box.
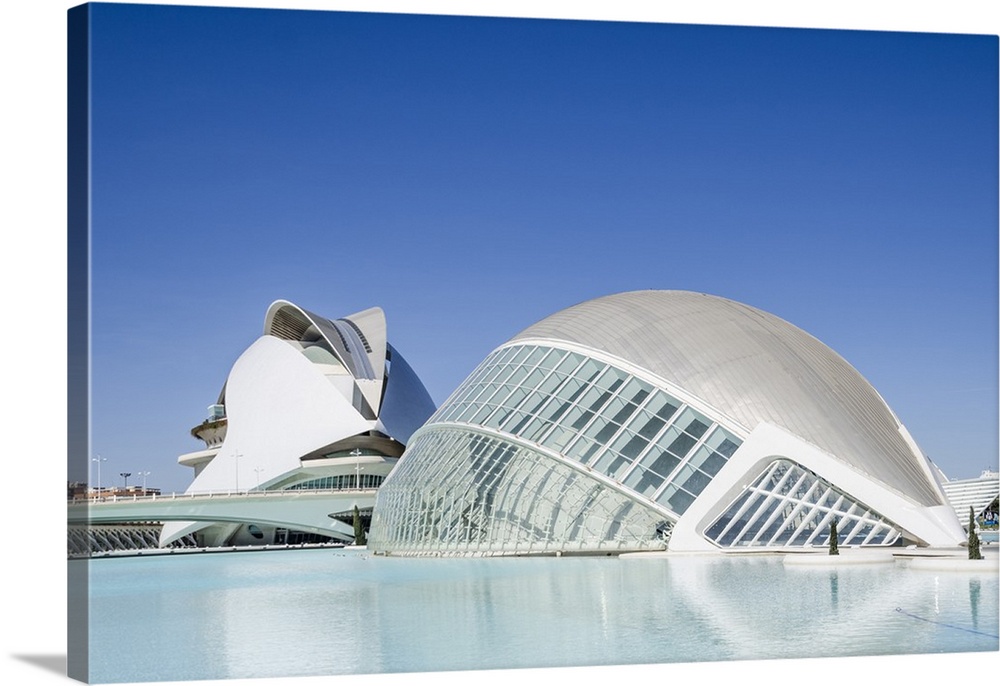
[253,467,265,490]
[92,455,106,496]
[351,448,363,489]
[233,449,243,492]
[120,472,132,491]
[137,470,151,493]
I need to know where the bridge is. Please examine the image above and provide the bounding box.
[67,488,378,541]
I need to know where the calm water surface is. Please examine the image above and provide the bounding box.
[82,549,999,684]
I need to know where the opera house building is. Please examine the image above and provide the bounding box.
[368,290,966,556]
[160,300,436,547]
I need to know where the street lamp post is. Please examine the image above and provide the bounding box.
[234,449,243,492]
[120,472,132,491]
[137,471,151,493]
[253,467,264,490]
[351,448,363,489]
[92,455,106,497]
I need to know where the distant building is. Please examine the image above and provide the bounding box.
[369,290,966,556]
[68,481,89,501]
[161,300,436,547]
[67,483,160,501]
[942,469,999,530]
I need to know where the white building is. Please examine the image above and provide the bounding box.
[942,469,1000,530]
[160,300,436,547]
[368,290,966,556]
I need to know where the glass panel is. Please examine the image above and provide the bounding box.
[509,346,534,365]
[519,391,550,416]
[575,358,604,383]
[554,377,586,403]
[666,431,697,459]
[471,382,501,405]
[686,445,713,472]
[648,394,680,423]
[536,371,566,395]
[793,474,817,500]
[499,410,529,432]
[590,420,621,445]
[704,489,754,540]
[672,407,710,439]
[700,451,727,476]
[539,397,572,424]
[554,351,584,376]
[848,522,874,546]
[681,468,711,496]
[611,431,648,462]
[564,435,598,462]
[488,364,514,385]
[579,386,612,413]
[537,348,565,370]
[522,368,548,390]
[643,449,680,479]
[523,347,547,368]
[624,465,664,498]
[630,412,665,440]
[501,386,529,409]
[603,396,629,422]
[619,377,653,405]
[667,488,695,514]
[544,426,577,452]
[569,407,595,431]
[578,441,604,465]
[715,437,740,458]
[494,347,518,364]
[470,403,497,424]
[520,417,549,442]
[593,451,630,480]
[594,366,628,392]
[505,364,529,386]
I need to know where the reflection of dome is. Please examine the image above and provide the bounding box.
[369,290,964,556]
[161,300,436,547]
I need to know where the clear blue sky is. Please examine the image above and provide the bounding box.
[82,3,997,493]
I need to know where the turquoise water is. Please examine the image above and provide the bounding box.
[82,549,999,684]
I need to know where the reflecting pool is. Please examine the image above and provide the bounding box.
[81,549,999,684]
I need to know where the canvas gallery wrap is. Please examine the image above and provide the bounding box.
[66,2,998,685]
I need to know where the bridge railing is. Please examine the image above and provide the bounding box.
[69,487,379,505]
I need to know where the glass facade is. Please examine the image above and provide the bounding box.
[370,343,745,555]
[431,344,743,516]
[369,427,672,555]
[285,473,385,491]
[705,459,901,548]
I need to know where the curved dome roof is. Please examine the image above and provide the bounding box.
[510,290,943,507]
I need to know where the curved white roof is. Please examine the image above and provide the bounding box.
[511,290,944,508]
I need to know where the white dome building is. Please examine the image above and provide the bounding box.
[368,290,965,556]
[160,300,436,547]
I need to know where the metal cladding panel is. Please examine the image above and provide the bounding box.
[341,306,389,381]
[510,290,944,508]
[377,344,437,443]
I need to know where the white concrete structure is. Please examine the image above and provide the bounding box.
[160,300,435,547]
[942,469,999,529]
[369,290,966,556]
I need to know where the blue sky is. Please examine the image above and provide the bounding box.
[81,3,997,493]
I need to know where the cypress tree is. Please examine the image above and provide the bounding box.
[353,505,367,546]
[968,506,982,560]
[829,520,839,555]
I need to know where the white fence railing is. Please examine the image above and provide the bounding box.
[70,487,378,505]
